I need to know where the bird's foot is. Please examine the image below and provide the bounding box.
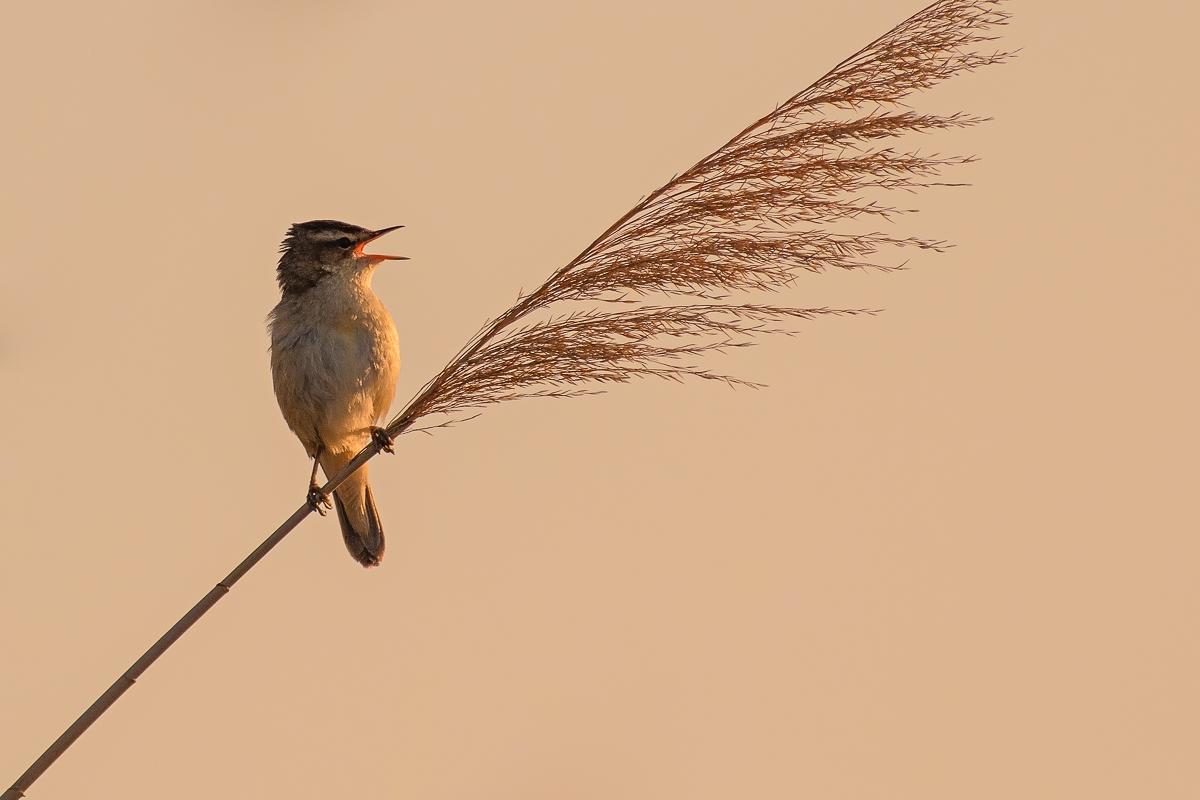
[307,485,333,516]
[371,426,395,454]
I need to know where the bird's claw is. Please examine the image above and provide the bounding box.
[371,426,395,454]
[307,485,333,516]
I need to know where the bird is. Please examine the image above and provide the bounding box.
[268,220,406,567]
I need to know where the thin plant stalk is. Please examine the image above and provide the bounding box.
[0,453,371,800]
[2,1,1009,796]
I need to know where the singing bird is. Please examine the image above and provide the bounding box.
[268,220,405,567]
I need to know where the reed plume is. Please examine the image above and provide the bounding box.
[385,0,1011,438]
[2,3,1010,798]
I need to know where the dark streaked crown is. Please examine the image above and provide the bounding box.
[276,219,374,296]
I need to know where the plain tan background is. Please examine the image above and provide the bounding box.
[1,1,1197,798]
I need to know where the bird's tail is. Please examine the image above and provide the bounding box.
[320,449,385,568]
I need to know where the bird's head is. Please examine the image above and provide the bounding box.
[277,219,406,295]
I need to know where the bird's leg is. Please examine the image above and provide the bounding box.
[370,426,395,454]
[306,446,332,516]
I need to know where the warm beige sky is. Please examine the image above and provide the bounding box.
[1,1,1197,798]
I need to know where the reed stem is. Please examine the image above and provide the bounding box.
[1,442,385,800]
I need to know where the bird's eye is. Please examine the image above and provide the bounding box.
[335,237,353,249]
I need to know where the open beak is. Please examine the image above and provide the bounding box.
[357,225,409,262]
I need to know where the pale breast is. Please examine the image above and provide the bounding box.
[269,274,400,456]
